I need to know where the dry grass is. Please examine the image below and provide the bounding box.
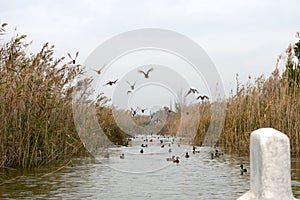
[1,22,298,169]
[0,23,86,168]
[94,95,128,145]
[90,33,300,157]
[152,38,300,156]
[194,42,300,156]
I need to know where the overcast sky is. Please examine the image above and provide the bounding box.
[1,0,300,97]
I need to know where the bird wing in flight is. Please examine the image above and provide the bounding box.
[146,68,154,74]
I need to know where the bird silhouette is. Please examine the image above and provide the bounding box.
[138,67,153,78]
[126,81,136,90]
[197,95,209,100]
[185,152,190,158]
[67,52,79,64]
[173,156,180,163]
[103,79,118,86]
[138,107,147,113]
[127,90,132,95]
[166,155,175,161]
[130,107,138,117]
[92,64,106,75]
[167,109,174,113]
[185,88,199,97]
[240,164,247,175]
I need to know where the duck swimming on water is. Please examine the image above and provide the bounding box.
[166,155,175,161]
[173,156,180,163]
[185,152,190,158]
[240,164,247,175]
[215,149,223,158]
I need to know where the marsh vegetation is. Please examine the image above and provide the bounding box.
[0,23,299,168]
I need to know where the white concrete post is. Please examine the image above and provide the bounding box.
[238,128,298,200]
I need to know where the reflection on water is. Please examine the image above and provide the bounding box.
[292,158,300,198]
[0,135,299,199]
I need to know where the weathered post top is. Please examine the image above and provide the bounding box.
[238,128,298,200]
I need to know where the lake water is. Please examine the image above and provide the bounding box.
[1,135,299,199]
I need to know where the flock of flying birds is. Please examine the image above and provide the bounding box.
[67,53,246,175]
[67,52,209,117]
[92,65,209,117]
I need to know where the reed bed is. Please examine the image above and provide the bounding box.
[2,21,298,169]
[190,38,300,156]
[0,23,86,168]
[94,94,128,145]
[91,33,300,156]
[148,35,300,156]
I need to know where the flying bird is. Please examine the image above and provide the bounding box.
[92,64,106,75]
[130,107,138,117]
[138,67,153,79]
[126,81,136,90]
[67,52,79,64]
[103,79,118,86]
[185,88,199,97]
[197,95,209,100]
[138,107,147,113]
[127,90,132,95]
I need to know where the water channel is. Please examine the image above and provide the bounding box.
[1,135,299,199]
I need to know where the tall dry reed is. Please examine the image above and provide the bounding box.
[193,39,300,156]
[151,35,300,156]
[0,23,86,168]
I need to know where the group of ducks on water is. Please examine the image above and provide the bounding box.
[71,58,248,175]
[119,135,248,175]
[164,147,200,164]
[119,135,198,164]
[210,149,224,159]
